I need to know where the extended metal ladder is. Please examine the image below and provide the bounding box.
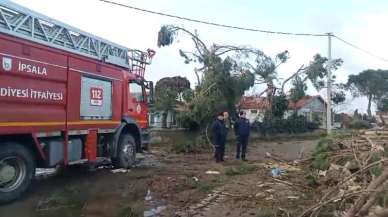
[0,0,135,69]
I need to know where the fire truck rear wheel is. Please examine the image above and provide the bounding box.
[0,143,35,204]
[112,134,136,169]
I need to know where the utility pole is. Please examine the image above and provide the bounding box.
[327,33,333,134]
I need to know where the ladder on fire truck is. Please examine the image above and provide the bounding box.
[0,0,153,74]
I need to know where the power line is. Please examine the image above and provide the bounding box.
[98,0,388,63]
[334,35,388,63]
[97,0,327,37]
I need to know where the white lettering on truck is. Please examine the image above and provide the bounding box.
[18,61,47,76]
[0,87,63,101]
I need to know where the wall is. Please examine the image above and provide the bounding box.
[149,110,177,128]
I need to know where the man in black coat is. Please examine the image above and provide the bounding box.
[234,111,250,161]
[212,112,228,162]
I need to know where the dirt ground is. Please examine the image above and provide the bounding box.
[0,137,320,217]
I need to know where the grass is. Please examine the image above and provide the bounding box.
[225,163,257,176]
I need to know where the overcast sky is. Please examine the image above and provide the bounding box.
[9,0,388,113]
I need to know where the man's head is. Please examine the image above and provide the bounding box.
[239,111,246,118]
[223,111,229,119]
[217,112,224,120]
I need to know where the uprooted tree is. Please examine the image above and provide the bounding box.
[157,25,265,129]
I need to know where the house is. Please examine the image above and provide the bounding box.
[149,110,178,128]
[238,95,328,128]
[237,96,269,122]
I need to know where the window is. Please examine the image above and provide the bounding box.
[129,82,144,102]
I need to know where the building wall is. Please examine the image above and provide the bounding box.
[149,110,177,128]
[241,108,265,123]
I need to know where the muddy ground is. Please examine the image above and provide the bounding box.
[0,137,320,217]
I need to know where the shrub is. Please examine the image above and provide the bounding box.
[348,120,372,129]
[170,134,211,153]
[307,121,320,131]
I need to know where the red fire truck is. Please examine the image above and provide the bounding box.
[0,0,154,203]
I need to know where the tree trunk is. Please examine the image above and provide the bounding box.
[162,111,168,128]
[344,168,388,217]
[367,94,372,118]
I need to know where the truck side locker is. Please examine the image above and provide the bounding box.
[85,130,98,162]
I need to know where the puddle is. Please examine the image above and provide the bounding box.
[144,206,167,217]
[143,189,166,217]
[135,153,163,168]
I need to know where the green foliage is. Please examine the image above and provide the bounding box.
[287,113,308,133]
[154,76,191,110]
[331,90,346,105]
[157,25,258,129]
[377,98,388,112]
[157,25,177,47]
[170,134,211,153]
[225,164,257,176]
[289,75,307,102]
[255,113,310,135]
[305,54,343,91]
[311,137,333,170]
[348,120,372,129]
[154,76,191,127]
[271,94,288,118]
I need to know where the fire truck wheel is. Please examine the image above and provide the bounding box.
[112,134,136,169]
[0,143,35,204]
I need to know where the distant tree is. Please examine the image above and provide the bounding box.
[154,76,191,128]
[347,69,388,117]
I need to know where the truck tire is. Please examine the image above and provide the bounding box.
[112,134,136,169]
[0,143,35,203]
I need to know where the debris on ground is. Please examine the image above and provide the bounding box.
[271,167,284,177]
[110,168,131,173]
[205,170,221,175]
[299,129,388,217]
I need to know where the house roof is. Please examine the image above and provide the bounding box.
[237,96,269,110]
[238,95,326,110]
[288,95,326,110]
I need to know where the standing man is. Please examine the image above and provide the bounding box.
[234,111,250,161]
[212,112,227,162]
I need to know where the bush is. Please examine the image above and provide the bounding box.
[170,134,211,153]
[348,120,372,129]
[307,121,320,131]
[252,113,311,135]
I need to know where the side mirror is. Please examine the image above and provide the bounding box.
[146,81,154,105]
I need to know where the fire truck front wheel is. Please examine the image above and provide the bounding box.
[112,134,136,169]
[0,143,36,203]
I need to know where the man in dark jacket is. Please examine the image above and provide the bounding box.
[234,111,250,161]
[212,112,228,162]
